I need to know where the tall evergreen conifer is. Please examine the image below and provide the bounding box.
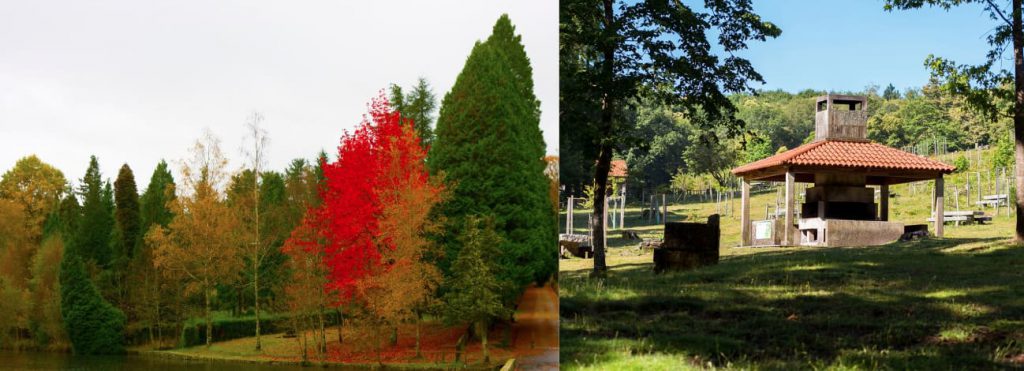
[429,15,556,297]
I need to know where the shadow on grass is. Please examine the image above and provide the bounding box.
[560,237,1024,369]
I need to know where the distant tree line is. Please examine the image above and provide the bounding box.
[563,82,1014,200]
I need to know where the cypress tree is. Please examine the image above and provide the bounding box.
[59,252,125,354]
[109,164,141,309]
[429,15,556,298]
[113,164,140,263]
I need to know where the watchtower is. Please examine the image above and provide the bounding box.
[814,94,868,141]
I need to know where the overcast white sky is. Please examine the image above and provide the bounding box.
[0,0,557,190]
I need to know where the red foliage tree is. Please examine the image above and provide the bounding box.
[289,93,432,306]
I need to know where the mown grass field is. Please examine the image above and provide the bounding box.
[560,157,1024,369]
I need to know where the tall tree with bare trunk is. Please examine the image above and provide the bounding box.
[560,0,781,275]
[886,0,1024,243]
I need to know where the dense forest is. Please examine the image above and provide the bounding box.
[0,15,556,362]
[562,82,1016,200]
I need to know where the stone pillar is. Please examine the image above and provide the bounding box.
[740,178,751,246]
[880,184,889,221]
[935,175,944,238]
[783,169,795,246]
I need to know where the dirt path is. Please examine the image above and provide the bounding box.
[510,282,559,370]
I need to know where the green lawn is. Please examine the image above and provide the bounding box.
[560,156,1024,369]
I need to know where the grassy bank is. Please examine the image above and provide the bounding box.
[141,320,510,370]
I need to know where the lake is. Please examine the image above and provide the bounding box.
[0,351,311,370]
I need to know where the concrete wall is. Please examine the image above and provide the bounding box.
[823,219,903,247]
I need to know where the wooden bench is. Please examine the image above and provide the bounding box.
[976,194,1008,208]
[927,211,989,225]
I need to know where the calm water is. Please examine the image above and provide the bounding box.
[0,351,312,371]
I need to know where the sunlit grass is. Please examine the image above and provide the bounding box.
[560,150,1024,368]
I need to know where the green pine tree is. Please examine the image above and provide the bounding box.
[60,252,125,354]
[139,160,176,234]
[74,156,115,268]
[390,77,438,148]
[429,14,556,298]
[442,217,510,364]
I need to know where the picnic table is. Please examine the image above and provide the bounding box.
[927,210,992,225]
[975,194,1008,208]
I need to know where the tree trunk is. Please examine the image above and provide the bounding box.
[480,321,489,363]
[1013,0,1024,244]
[415,311,421,358]
[254,258,261,351]
[592,0,616,276]
[317,304,326,354]
[205,288,212,347]
[336,308,343,344]
[155,283,163,344]
[253,170,263,350]
[592,144,612,275]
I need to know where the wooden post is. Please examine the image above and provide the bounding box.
[614,184,622,226]
[977,171,982,203]
[566,196,573,234]
[602,197,608,251]
[649,195,655,224]
[966,172,971,208]
[1003,167,1010,217]
[880,183,889,221]
[935,175,944,238]
[783,169,795,246]
[662,194,667,224]
[741,178,751,246]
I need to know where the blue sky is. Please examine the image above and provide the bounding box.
[738,0,1002,93]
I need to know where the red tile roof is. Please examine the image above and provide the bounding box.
[609,159,628,178]
[732,140,955,176]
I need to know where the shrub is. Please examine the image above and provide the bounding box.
[953,155,969,172]
[60,254,125,355]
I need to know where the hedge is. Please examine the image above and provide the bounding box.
[179,313,340,347]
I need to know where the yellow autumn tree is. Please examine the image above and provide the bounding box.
[149,130,243,347]
[0,155,67,242]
